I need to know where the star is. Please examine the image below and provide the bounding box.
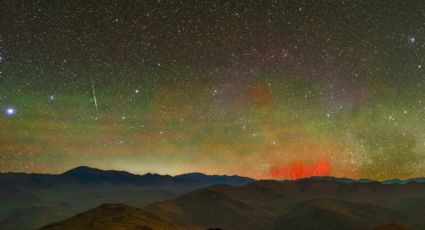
[408,36,416,43]
[5,107,16,116]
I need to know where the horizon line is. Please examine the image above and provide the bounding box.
[1,165,423,182]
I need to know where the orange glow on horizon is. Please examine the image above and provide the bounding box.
[270,158,331,179]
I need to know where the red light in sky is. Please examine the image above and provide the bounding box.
[270,158,331,179]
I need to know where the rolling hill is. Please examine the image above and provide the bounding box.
[144,179,425,230]
[40,204,189,230]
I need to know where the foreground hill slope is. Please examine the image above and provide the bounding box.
[40,204,189,230]
[145,179,425,230]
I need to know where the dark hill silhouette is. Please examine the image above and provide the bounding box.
[61,166,177,186]
[0,166,254,189]
[39,204,189,230]
[1,202,75,230]
[145,179,425,230]
[273,198,402,230]
[372,223,413,230]
[175,172,254,185]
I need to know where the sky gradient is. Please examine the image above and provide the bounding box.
[0,0,424,179]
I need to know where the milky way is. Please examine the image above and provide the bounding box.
[0,0,424,179]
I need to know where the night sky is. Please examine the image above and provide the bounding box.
[1,0,424,180]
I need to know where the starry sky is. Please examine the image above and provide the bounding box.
[0,0,424,180]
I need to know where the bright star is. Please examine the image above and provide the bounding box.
[5,107,16,116]
[408,36,416,43]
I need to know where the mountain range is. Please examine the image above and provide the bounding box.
[0,166,254,189]
[1,166,425,229]
[0,166,253,230]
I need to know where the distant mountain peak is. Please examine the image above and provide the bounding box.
[61,166,104,175]
[59,166,142,185]
[178,172,207,176]
[61,166,136,177]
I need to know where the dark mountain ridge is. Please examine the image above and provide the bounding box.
[0,166,255,189]
[2,166,424,190]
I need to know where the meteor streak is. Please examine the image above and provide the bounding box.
[91,77,99,118]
